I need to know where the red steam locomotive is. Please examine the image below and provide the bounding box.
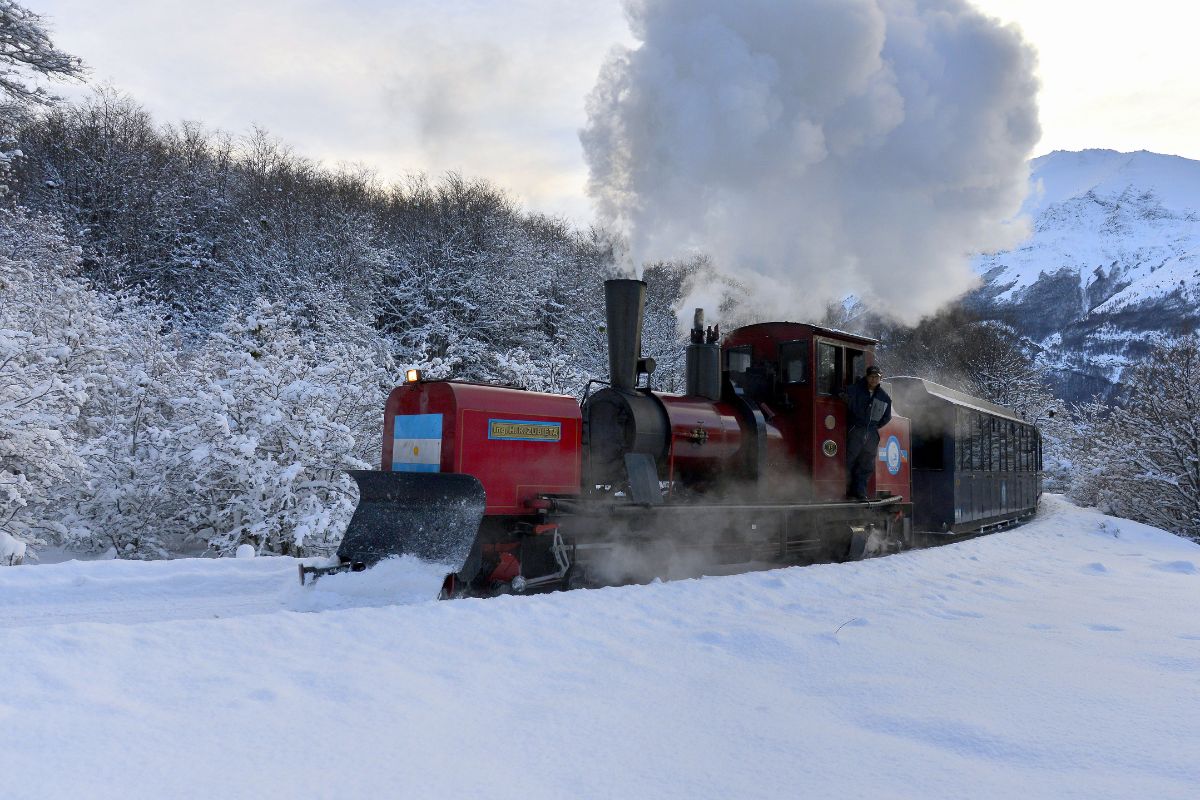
[301,279,1041,597]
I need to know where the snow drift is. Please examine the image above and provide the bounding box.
[1,496,1197,799]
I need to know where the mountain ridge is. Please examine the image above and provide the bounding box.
[969,148,1200,402]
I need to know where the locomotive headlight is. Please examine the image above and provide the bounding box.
[405,368,422,383]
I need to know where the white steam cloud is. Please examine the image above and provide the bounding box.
[581,0,1040,324]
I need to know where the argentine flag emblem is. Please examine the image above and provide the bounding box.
[392,414,443,473]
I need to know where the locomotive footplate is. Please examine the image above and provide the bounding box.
[536,495,912,583]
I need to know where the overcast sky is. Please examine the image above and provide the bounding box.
[33,0,1200,224]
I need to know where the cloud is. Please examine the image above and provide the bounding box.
[581,0,1041,323]
[38,0,629,222]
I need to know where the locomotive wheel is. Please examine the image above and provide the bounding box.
[561,565,588,591]
[846,530,869,561]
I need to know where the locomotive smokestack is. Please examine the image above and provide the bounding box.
[604,278,646,392]
[686,306,722,400]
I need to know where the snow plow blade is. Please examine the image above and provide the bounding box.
[298,470,486,585]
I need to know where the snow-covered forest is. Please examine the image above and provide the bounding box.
[1,1,1197,565]
[0,36,702,561]
[0,96,701,560]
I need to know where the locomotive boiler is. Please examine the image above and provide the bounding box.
[300,279,1041,597]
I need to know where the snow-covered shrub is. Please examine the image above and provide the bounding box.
[0,530,25,565]
[64,303,189,559]
[166,300,394,556]
[0,204,108,553]
[1068,336,1200,542]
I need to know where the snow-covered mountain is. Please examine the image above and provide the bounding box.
[971,149,1200,402]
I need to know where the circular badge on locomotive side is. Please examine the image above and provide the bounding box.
[885,435,902,475]
[822,439,837,457]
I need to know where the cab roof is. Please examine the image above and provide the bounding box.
[729,321,878,347]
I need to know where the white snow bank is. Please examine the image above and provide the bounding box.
[0,531,25,565]
[0,552,447,629]
[0,495,1197,799]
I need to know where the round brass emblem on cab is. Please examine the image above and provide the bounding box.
[822,439,837,457]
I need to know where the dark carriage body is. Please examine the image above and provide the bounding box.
[887,377,1042,535]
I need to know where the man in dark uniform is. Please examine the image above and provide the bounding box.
[844,365,892,500]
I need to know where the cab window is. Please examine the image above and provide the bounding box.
[779,340,809,384]
[817,342,840,395]
[726,346,752,375]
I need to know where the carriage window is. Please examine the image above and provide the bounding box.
[779,340,809,384]
[999,422,1008,472]
[1011,423,1018,472]
[1014,426,1022,472]
[995,421,1002,472]
[972,414,985,471]
[984,417,994,471]
[957,409,972,470]
[726,346,752,374]
[817,343,841,395]
[994,420,1001,472]
[1008,423,1017,472]
[978,417,987,471]
[956,410,965,469]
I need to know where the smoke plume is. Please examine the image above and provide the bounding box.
[581,0,1040,324]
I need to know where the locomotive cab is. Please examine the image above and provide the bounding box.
[722,323,911,503]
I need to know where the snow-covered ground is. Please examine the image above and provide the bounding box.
[2,495,1197,799]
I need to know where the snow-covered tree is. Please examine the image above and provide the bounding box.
[0,1,84,107]
[879,305,1060,424]
[0,204,108,552]
[166,301,394,556]
[65,302,187,559]
[1067,336,1200,541]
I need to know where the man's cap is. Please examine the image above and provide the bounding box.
[865,365,882,376]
